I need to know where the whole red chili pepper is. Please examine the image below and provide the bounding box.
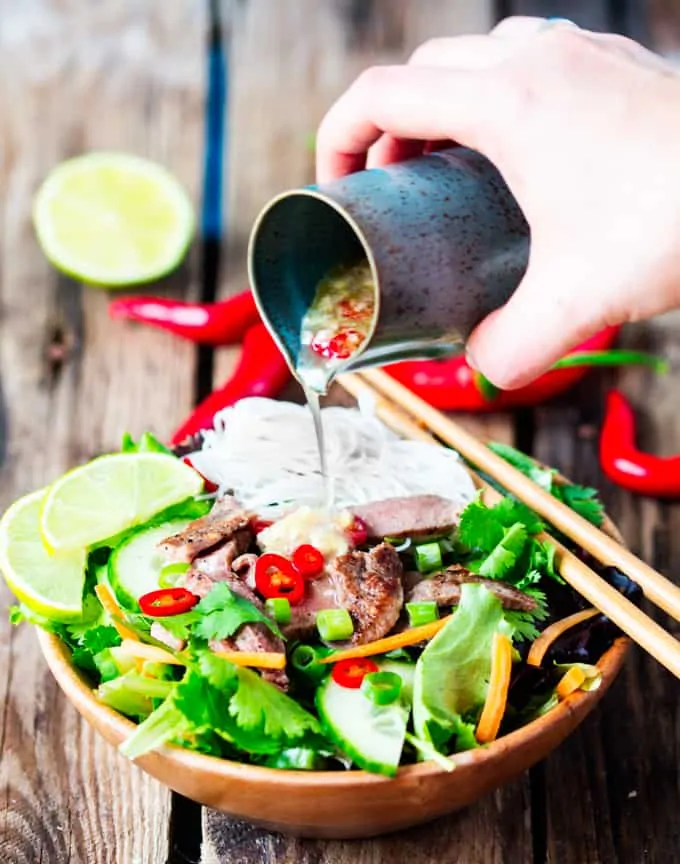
[171,322,291,445]
[386,327,622,411]
[109,290,260,346]
[600,389,680,498]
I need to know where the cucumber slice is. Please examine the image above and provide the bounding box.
[108,519,191,609]
[379,660,416,705]
[316,677,409,777]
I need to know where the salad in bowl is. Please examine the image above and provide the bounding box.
[1,398,637,785]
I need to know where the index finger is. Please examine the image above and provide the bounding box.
[315,65,496,184]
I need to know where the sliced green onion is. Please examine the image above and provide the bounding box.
[290,644,332,683]
[438,538,454,555]
[316,608,354,642]
[361,670,402,706]
[405,601,439,627]
[159,562,190,588]
[265,597,292,625]
[414,542,443,574]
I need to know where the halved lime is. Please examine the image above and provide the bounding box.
[33,152,194,287]
[40,453,203,552]
[0,490,86,622]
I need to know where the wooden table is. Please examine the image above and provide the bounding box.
[0,2,678,862]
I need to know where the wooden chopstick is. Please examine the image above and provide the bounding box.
[339,371,680,680]
[357,367,680,622]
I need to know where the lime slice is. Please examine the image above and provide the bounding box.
[33,152,194,287]
[0,490,86,622]
[40,453,203,552]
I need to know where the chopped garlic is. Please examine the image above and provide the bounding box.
[258,506,352,559]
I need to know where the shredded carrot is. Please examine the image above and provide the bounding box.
[94,584,140,642]
[476,632,513,744]
[120,639,186,666]
[318,615,453,664]
[556,666,587,700]
[527,607,599,668]
[212,651,287,670]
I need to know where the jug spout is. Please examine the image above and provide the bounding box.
[247,147,530,388]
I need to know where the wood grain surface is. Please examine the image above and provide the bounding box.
[0,2,205,862]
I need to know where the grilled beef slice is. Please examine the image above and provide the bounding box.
[158,495,252,563]
[193,569,289,691]
[407,564,538,612]
[165,498,287,689]
[281,577,340,642]
[350,494,460,540]
[328,543,404,644]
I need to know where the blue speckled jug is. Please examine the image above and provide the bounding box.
[247,147,530,381]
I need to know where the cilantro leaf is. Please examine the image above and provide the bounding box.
[458,494,543,558]
[230,667,321,740]
[457,495,505,553]
[121,654,322,762]
[557,484,604,527]
[478,523,528,580]
[192,583,283,642]
[82,625,121,654]
[501,586,550,643]
[529,539,563,584]
[487,441,605,528]
[199,653,321,742]
[491,497,544,535]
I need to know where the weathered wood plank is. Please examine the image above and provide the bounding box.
[202,779,531,864]
[0,3,205,861]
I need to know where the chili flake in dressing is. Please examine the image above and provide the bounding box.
[297,260,375,389]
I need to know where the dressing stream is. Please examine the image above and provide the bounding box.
[295,260,376,511]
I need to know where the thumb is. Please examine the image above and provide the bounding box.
[465,262,608,389]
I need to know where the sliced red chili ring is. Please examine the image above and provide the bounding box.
[292,544,325,579]
[139,587,200,617]
[332,657,380,689]
[346,516,368,547]
[255,553,305,605]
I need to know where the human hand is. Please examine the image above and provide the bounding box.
[316,17,680,388]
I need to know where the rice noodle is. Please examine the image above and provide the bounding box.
[188,398,476,519]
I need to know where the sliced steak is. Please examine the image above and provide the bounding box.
[185,565,289,691]
[328,543,403,644]
[281,576,339,642]
[210,616,288,691]
[158,495,252,563]
[407,564,538,612]
[350,494,460,540]
[231,553,258,589]
[192,529,252,578]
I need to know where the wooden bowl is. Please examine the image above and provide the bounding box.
[36,507,630,840]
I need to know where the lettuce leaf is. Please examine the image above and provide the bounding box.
[412,584,503,754]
